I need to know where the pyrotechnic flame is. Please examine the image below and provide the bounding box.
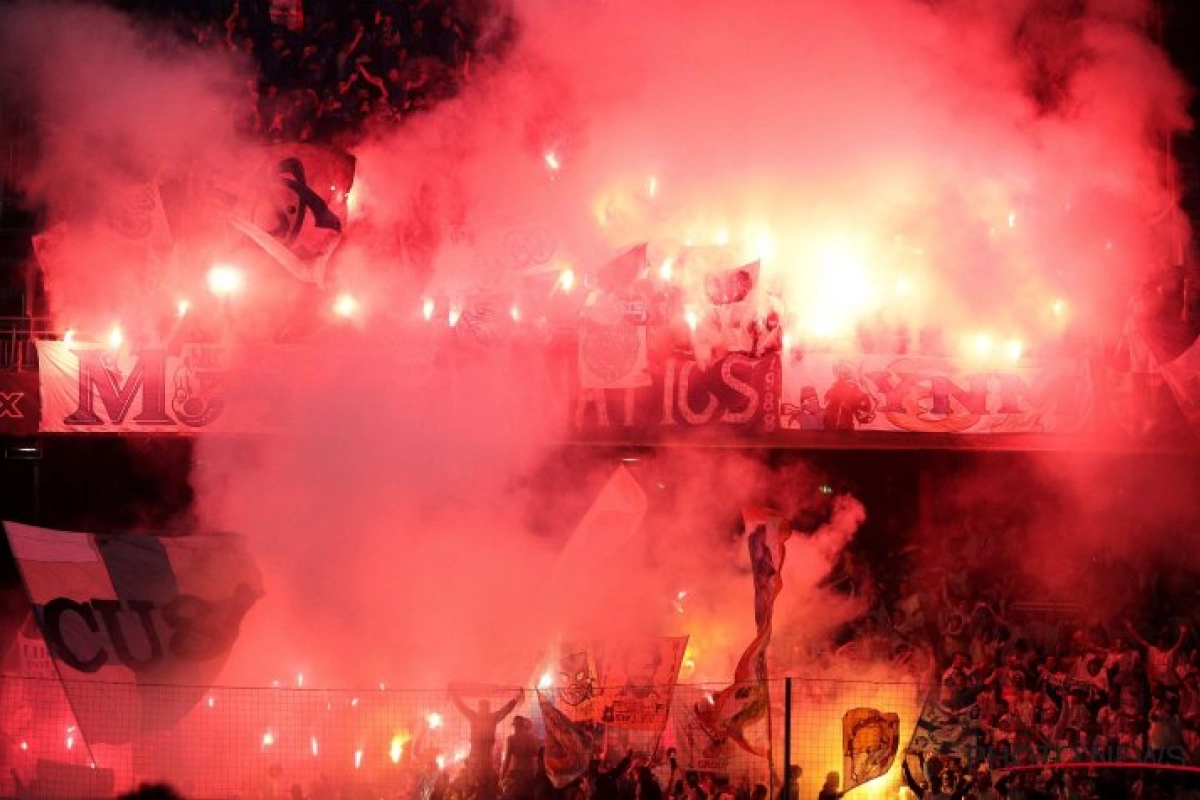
[106,324,123,351]
[351,698,359,707]
[559,268,575,293]
[538,671,554,689]
[544,151,560,171]
[684,307,698,332]
[206,696,215,708]
[427,712,443,730]
[672,590,688,614]
[207,264,244,298]
[177,299,190,318]
[422,297,435,321]
[63,329,75,345]
[648,176,658,197]
[448,301,462,327]
[311,737,319,757]
[510,303,521,322]
[354,749,363,770]
[436,755,447,770]
[659,257,673,281]
[333,294,359,319]
[296,672,304,688]
[714,228,730,245]
[19,742,26,751]
[390,735,404,764]
[1005,339,1023,364]
[261,730,275,749]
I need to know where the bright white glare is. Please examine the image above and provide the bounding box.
[559,269,576,293]
[332,293,359,319]
[207,264,245,298]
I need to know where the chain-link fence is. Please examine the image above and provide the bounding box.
[0,674,925,799]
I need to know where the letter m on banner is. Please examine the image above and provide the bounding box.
[3,522,262,744]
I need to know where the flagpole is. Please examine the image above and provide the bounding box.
[3,527,101,776]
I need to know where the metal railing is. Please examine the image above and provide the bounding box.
[0,315,54,371]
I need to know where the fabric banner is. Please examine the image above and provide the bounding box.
[694,509,791,757]
[596,636,688,730]
[36,340,275,434]
[193,144,354,286]
[843,707,900,791]
[538,689,595,789]
[670,684,743,774]
[904,686,981,769]
[0,370,39,435]
[781,354,1094,434]
[545,637,687,731]
[659,352,782,432]
[3,521,262,744]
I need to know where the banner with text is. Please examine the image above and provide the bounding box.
[3,521,262,744]
[780,354,1094,434]
[0,370,39,436]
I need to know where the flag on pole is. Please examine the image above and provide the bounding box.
[538,689,595,788]
[3,522,262,744]
[843,707,900,791]
[695,508,791,756]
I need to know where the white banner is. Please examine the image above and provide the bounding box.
[36,341,269,434]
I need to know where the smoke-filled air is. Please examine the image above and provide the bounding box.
[0,0,1196,796]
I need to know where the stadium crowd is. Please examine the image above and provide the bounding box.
[114,0,497,144]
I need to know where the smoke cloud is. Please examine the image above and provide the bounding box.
[0,0,1193,695]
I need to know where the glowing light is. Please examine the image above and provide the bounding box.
[63,329,76,345]
[894,276,912,297]
[714,228,730,245]
[354,749,364,770]
[538,671,554,690]
[296,673,305,688]
[659,257,673,281]
[673,590,688,614]
[448,302,462,327]
[379,682,387,691]
[1007,210,1017,228]
[346,184,361,216]
[969,333,994,359]
[436,755,447,771]
[683,658,696,671]
[207,264,245,298]
[781,333,793,351]
[756,231,775,260]
[426,712,443,730]
[544,151,560,171]
[559,268,576,293]
[311,737,319,757]
[177,299,191,318]
[206,696,215,708]
[332,294,359,319]
[510,304,521,322]
[684,308,698,332]
[351,698,359,707]
[422,297,435,321]
[648,176,658,197]
[390,735,404,763]
[262,730,275,749]
[1005,339,1024,364]
[454,748,468,762]
[1051,298,1068,319]
[19,742,27,751]
[66,735,74,751]
[106,324,123,351]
